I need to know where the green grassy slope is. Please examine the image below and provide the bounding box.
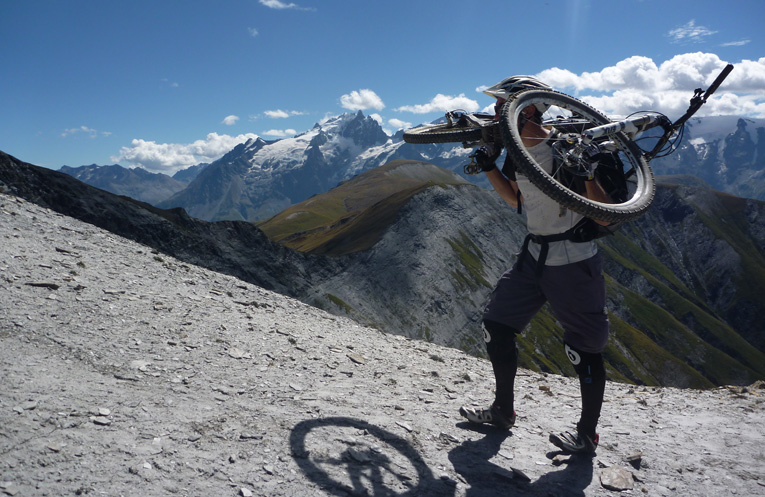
[257,160,468,256]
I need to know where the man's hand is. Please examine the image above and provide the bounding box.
[475,144,502,172]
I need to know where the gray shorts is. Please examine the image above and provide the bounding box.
[483,252,609,353]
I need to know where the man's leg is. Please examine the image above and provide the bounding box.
[564,343,606,440]
[484,320,519,414]
[459,320,519,429]
[461,258,544,429]
[542,254,609,452]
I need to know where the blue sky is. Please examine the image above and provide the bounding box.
[1,0,763,174]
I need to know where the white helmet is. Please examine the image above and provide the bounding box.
[483,75,551,100]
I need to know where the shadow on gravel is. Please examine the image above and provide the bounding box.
[449,423,594,496]
[290,416,455,497]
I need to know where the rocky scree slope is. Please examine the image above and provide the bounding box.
[2,193,764,497]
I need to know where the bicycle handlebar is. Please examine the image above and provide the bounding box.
[646,63,734,160]
[703,64,734,102]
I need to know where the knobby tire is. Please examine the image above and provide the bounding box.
[500,89,655,224]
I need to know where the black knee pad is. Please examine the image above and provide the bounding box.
[564,342,605,383]
[483,320,518,361]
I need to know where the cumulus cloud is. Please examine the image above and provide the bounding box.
[261,129,297,137]
[340,89,385,111]
[536,53,765,118]
[222,115,239,126]
[396,93,480,114]
[387,118,411,130]
[668,20,718,44]
[248,27,259,37]
[112,132,259,175]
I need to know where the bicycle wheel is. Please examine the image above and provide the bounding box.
[500,89,655,224]
[403,115,496,144]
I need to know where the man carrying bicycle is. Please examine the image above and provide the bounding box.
[459,76,611,454]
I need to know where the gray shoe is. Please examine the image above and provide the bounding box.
[459,404,516,429]
[549,431,599,453]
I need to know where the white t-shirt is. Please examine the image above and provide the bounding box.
[514,134,597,266]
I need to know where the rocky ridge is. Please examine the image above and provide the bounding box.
[2,193,764,496]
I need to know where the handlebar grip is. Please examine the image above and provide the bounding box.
[703,64,734,101]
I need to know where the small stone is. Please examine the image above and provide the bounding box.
[498,449,514,460]
[349,448,370,463]
[626,451,643,469]
[0,482,20,496]
[92,416,112,426]
[228,348,246,359]
[552,454,568,466]
[347,353,366,364]
[600,466,634,491]
[129,360,151,371]
[396,421,413,432]
[19,400,38,411]
[510,467,531,482]
[240,488,253,497]
[98,408,111,416]
[263,464,274,475]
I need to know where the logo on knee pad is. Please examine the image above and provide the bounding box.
[482,323,491,344]
[565,344,581,365]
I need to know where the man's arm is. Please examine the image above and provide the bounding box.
[485,168,522,208]
[583,179,612,226]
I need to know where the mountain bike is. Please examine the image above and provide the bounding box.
[403,64,734,224]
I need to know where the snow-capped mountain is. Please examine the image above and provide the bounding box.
[155,111,480,221]
[63,112,765,222]
[650,116,765,199]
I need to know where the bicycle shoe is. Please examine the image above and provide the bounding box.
[549,430,599,454]
[459,404,516,430]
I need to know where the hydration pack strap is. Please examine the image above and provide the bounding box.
[517,219,593,278]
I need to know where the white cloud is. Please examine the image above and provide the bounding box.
[340,89,385,111]
[61,125,107,138]
[535,53,765,118]
[396,93,480,114]
[721,39,750,47]
[222,115,239,126]
[260,0,296,8]
[264,109,290,119]
[369,113,383,125]
[263,109,305,119]
[258,0,312,10]
[387,118,411,130]
[112,132,259,175]
[261,129,297,137]
[668,20,718,44]
[248,27,259,37]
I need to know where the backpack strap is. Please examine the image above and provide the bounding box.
[517,217,604,278]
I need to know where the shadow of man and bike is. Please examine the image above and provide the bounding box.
[290,416,594,497]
